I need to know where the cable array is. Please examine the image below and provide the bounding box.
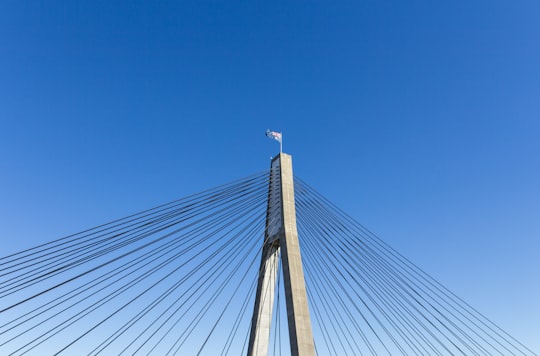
[0,171,272,355]
[0,166,535,355]
[294,176,536,356]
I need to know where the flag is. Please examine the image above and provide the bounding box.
[265,129,282,143]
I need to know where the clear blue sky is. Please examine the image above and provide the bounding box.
[1,0,539,352]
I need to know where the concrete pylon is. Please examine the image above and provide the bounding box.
[247,153,315,356]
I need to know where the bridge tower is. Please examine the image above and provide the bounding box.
[247,153,315,356]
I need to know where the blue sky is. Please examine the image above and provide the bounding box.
[1,0,539,352]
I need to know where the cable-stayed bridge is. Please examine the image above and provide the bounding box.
[0,153,536,355]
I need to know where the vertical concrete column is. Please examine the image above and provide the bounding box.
[248,153,314,356]
[279,153,315,356]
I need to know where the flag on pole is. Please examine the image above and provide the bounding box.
[266,129,283,152]
[266,129,282,142]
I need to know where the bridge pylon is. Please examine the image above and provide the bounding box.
[247,153,315,356]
